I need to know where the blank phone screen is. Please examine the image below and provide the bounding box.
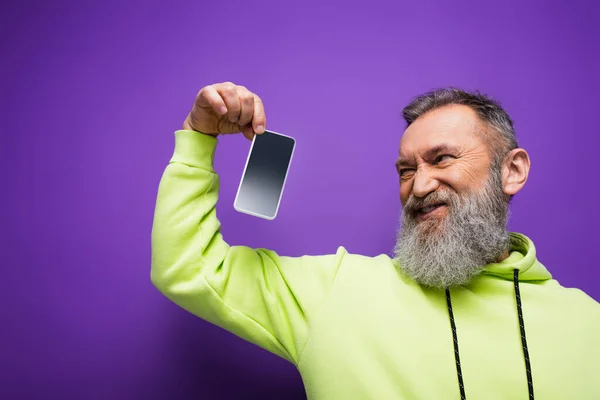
[234,130,295,219]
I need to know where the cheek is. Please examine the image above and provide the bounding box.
[399,181,411,204]
[442,165,487,190]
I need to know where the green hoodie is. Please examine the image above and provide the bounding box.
[151,130,600,399]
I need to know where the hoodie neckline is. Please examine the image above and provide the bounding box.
[481,233,552,282]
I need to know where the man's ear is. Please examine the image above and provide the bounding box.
[502,148,531,196]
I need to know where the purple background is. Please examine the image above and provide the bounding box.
[2,0,599,399]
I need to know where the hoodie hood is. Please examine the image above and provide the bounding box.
[482,232,553,282]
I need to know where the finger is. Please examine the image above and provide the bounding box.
[198,85,227,116]
[241,125,255,141]
[252,95,266,134]
[215,82,241,123]
[236,86,255,127]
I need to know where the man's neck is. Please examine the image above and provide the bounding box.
[497,249,510,262]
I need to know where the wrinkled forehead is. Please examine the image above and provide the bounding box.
[399,105,484,158]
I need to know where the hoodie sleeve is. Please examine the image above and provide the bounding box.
[151,130,345,365]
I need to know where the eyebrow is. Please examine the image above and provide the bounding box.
[395,144,461,169]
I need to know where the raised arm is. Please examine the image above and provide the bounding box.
[151,83,345,364]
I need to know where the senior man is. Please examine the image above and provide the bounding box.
[151,82,600,399]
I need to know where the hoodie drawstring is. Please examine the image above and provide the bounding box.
[513,269,534,399]
[445,269,534,399]
[445,288,466,400]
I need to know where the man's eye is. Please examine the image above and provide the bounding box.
[399,169,415,177]
[435,154,454,163]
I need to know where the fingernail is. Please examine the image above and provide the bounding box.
[230,116,238,123]
[256,125,264,133]
[219,106,227,115]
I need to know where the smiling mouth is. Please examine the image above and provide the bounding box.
[417,203,447,215]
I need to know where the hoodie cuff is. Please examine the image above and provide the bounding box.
[170,129,218,171]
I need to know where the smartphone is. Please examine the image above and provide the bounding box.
[233,129,296,220]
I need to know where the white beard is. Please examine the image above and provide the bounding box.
[393,169,511,288]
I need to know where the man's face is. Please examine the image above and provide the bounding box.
[397,104,492,215]
[393,104,512,288]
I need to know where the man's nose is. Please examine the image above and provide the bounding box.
[411,167,440,198]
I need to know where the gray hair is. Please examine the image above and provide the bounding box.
[402,88,518,167]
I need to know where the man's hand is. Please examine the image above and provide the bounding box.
[183,82,266,141]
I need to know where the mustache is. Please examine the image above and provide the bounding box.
[403,189,458,215]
